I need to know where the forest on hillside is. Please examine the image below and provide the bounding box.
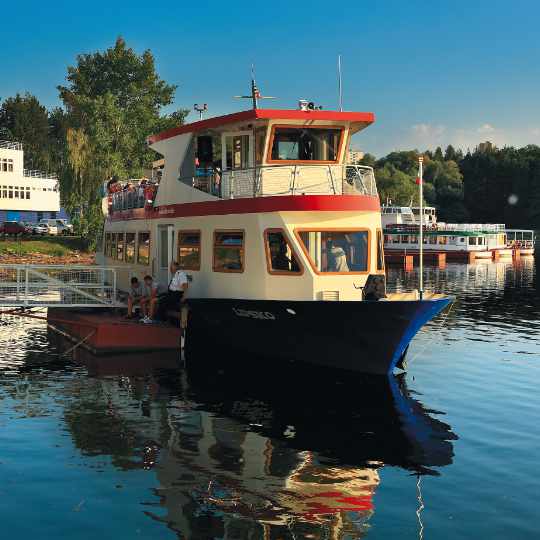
[1,37,540,248]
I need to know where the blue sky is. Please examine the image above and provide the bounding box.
[1,0,539,156]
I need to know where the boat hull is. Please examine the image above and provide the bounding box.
[185,297,452,375]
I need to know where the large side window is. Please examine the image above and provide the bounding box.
[264,230,302,275]
[269,126,343,162]
[116,232,125,261]
[296,230,369,273]
[178,230,201,270]
[137,232,151,265]
[376,229,384,271]
[125,233,136,263]
[213,231,244,272]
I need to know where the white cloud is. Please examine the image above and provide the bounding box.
[477,123,495,134]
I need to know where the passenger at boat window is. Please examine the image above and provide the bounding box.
[212,162,222,197]
[156,261,189,323]
[126,277,144,319]
[326,237,350,272]
[271,236,300,272]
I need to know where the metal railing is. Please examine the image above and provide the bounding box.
[0,140,23,151]
[437,223,506,232]
[23,169,58,180]
[179,164,378,199]
[0,265,123,307]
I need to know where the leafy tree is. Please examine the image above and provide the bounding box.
[0,93,51,170]
[433,146,444,161]
[358,152,376,168]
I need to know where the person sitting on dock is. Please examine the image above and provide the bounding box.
[140,275,161,324]
[156,261,188,323]
[126,277,143,319]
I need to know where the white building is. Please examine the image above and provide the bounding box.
[348,149,364,164]
[0,140,65,223]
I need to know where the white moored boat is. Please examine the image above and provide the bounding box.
[98,88,452,375]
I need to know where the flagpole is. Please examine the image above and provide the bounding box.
[419,156,424,300]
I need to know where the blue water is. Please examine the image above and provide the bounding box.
[1,259,539,539]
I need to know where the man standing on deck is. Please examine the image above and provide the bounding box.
[156,261,188,322]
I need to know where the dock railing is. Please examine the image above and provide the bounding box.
[0,265,124,308]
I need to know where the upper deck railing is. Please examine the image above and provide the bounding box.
[183,164,378,199]
[106,165,378,215]
[0,140,23,151]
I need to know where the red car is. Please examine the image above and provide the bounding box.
[0,221,30,235]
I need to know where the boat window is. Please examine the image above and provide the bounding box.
[297,230,369,273]
[125,233,136,263]
[110,233,117,259]
[376,230,384,271]
[137,232,150,265]
[104,233,111,257]
[438,236,447,245]
[213,231,244,272]
[392,235,400,244]
[265,230,302,274]
[270,127,342,162]
[469,237,477,246]
[429,236,437,245]
[116,233,125,261]
[178,231,201,271]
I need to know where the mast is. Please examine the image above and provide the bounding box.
[418,156,424,300]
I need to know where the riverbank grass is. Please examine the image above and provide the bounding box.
[0,236,88,258]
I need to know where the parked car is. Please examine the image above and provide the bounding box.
[56,219,74,235]
[38,219,58,235]
[32,223,49,236]
[0,221,29,236]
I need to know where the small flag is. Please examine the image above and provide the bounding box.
[415,177,422,185]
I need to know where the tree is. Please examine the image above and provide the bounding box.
[444,144,457,162]
[0,93,51,170]
[433,146,444,161]
[56,37,189,245]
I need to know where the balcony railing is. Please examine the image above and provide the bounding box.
[0,140,23,151]
[23,169,58,180]
[181,165,378,199]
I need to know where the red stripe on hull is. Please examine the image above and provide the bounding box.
[109,195,381,222]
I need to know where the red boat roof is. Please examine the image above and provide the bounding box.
[147,108,375,144]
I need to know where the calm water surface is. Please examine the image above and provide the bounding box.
[1,259,539,539]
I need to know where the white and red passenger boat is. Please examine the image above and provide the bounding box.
[99,92,452,375]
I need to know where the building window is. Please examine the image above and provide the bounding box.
[264,229,302,274]
[137,232,150,265]
[0,159,14,172]
[50,211,57,219]
[25,187,30,200]
[178,230,201,270]
[377,230,385,271]
[213,230,244,272]
[269,126,343,163]
[37,212,43,221]
[125,233,136,263]
[296,230,369,273]
[116,233,125,261]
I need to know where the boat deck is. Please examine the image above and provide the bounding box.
[47,308,182,355]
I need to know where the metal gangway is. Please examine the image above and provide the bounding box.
[0,265,123,308]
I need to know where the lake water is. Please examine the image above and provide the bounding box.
[1,259,539,539]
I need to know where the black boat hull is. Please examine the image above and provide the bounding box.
[185,297,452,375]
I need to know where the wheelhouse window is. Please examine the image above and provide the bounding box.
[265,230,302,274]
[297,230,369,273]
[270,127,342,162]
[137,232,150,265]
[125,233,136,263]
[116,232,125,261]
[213,231,244,272]
[376,230,384,271]
[178,231,201,270]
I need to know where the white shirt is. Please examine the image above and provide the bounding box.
[169,270,188,292]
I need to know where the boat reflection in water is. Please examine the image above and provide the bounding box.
[66,347,458,539]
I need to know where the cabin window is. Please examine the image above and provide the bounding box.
[429,236,437,245]
[296,230,369,273]
[438,236,448,245]
[469,237,477,246]
[264,230,302,274]
[213,230,244,272]
[116,233,125,261]
[137,232,151,265]
[104,233,111,257]
[255,128,267,164]
[376,230,384,271]
[178,230,201,270]
[110,233,117,258]
[269,127,342,162]
[392,235,400,244]
[125,233,136,263]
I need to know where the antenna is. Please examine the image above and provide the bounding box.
[338,54,343,112]
[234,65,276,109]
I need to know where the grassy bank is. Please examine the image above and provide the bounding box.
[0,236,93,264]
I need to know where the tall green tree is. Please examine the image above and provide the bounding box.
[0,93,52,170]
